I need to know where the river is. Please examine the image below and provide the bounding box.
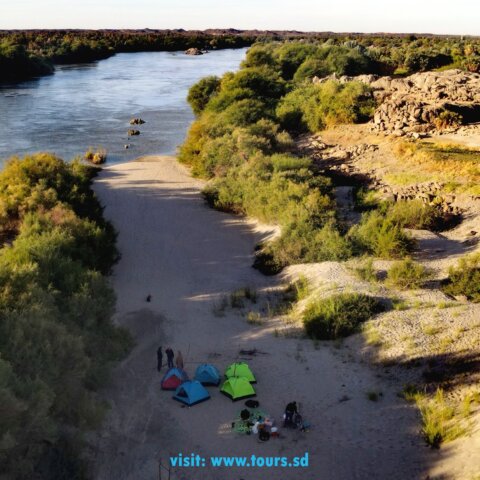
[0,48,247,166]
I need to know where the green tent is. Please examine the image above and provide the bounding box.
[224,362,256,383]
[220,377,256,401]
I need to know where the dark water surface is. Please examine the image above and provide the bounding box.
[0,49,247,165]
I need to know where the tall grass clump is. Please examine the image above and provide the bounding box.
[303,293,384,339]
[442,253,480,302]
[354,257,377,282]
[414,389,465,448]
[386,258,430,290]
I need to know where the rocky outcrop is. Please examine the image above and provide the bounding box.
[313,70,480,137]
[185,47,203,55]
[129,118,145,125]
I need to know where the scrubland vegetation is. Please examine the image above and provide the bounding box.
[2,30,480,83]
[0,39,53,82]
[0,154,132,479]
[182,38,480,459]
[442,253,480,302]
[302,293,384,339]
[180,40,459,273]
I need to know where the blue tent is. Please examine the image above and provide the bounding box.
[161,368,189,390]
[194,364,221,386]
[173,380,210,406]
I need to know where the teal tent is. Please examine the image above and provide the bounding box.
[194,364,221,386]
[173,380,210,406]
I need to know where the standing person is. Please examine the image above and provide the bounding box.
[176,350,184,370]
[166,347,174,369]
[156,346,163,372]
[284,401,298,427]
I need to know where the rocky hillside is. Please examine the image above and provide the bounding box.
[314,69,480,137]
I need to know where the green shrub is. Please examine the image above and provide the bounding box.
[187,75,221,115]
[303,293,384,339]
[274,42,319,79]
[218,67,285,104]
[349,210,415,258]
[353,187,380,211]
[276,80,375,133]
[434,109,463,129]
[381,200,447,231]
[386,258,430,289]
[0,154,132,479]
[442,253,480,302]
[355,257,377,282]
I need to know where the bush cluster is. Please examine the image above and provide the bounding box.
[0,154,132,479]
[386,258,430,290]
[0,39,53,82]
[181,42,446,274]
[303,293,384,339]
[276,80,375,133]
[442,253,480,302]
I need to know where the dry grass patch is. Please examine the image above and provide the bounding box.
[392,140,480,193]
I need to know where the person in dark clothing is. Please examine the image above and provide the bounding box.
[165,347,174,369]
[156,346,163,371]
[284,401,298,426]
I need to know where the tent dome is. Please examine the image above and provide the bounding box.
[173,380,210,406]
[220,377,256,401]
[194,364,221,386]
[161,367,189,390]
[224,362,256,383]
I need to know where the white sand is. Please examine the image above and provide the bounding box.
[91,156,438,480]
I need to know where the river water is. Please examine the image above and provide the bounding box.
[0,48,247,166]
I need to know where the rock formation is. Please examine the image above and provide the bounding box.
[313,70,480,136]
[129,118,145,125]
[185,47,203,55]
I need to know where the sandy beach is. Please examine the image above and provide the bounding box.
[91,156,437,480]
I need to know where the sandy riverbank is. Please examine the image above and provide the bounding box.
[91,155,437,480]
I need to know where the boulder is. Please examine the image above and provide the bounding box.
[128,129,140,136]
[130,118,145,125]
[185,48,203,56]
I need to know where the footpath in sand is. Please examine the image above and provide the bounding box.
[92,156,434,480]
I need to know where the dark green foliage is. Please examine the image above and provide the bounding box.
[275,43,319,79]
[348,210,415,258]
[276,80,375,132]
[292,45,375,81]
[404,52,453,72]
[442,254,480,302]
[0,30,257,82]
[0,154,132,479]
[0,39,53,82]
[303,293,384,339]
[187,76,221,115]
[379,200,449,231]
[3,31,480,83]
[0,153,118,273]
